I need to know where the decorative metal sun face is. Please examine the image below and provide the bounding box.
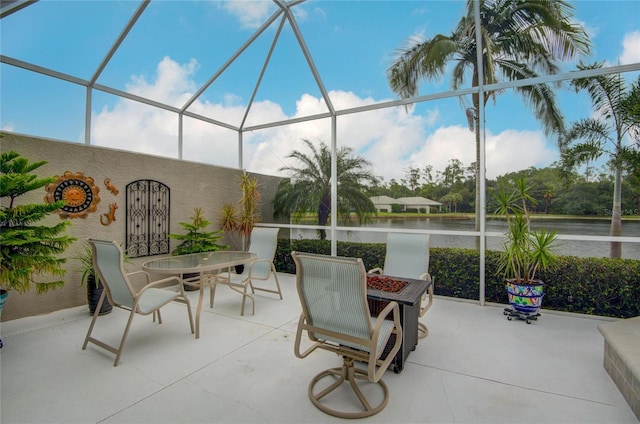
[45,171,101,219]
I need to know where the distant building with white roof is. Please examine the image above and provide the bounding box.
[369,196,442,213]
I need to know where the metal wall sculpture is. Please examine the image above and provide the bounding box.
[44,171,101,219]
[126,180,170,258]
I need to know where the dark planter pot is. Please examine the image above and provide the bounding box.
[0,289,7,313]
[505,279,545,314]
[234,264,245,275]
[0,289,6,348]
[182,272,200,291]
[87,275,113,315]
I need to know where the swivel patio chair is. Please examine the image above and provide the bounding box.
[82,239,194,366]
[369,232,433,339]
[211,227,283,315]
[292,251,402,418]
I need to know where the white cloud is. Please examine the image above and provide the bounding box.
[620,31,640,65]
[217,0,275,29]
[484,129,558,179]
[126,57,198,106]
[92,57,560,186]
[216,0,311,30]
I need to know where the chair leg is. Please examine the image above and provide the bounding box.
[209,271,230,308]
[113,309,137,367]
[418,283,434,340]
[209,279,218,308]
[271,267,283,299]
[308,357,390,418]
[418,322,429,339]
[250,266,284,299]
[240,283,255,316]
[183,297,195,334]
[82,291,106,350]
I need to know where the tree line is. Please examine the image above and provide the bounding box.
[365,160,640,218]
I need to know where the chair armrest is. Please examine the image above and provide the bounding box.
[247,258,270,270]
[368,267,383,275]
[419,272,431,282]
[420,274,434,317]
[235,259,273,281]
[293,314,322,359]
[369,300,402,381]
[126,270,151,284]
[372,300,401,335]
[138,275,186,295]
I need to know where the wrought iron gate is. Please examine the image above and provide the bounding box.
[126,180,170,257]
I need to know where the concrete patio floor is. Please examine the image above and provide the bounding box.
[1,272,637,423]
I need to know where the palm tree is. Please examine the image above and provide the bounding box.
[441,192,463,213]
[561,66,640,258]
[273,139,377,240]
[387,0,591,245]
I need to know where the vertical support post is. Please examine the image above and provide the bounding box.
[330,115,337,257]
[474,0,487,305]
[178,113,183,160]
[85,86,92,145]
[238,131,244,170]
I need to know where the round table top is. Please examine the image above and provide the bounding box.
[142,251,257,274]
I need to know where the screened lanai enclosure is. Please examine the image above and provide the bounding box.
[2,0,640,305]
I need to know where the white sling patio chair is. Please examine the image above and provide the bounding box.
[368,232,433,339]
[292,251,402,419]
[211,227,283,315]
[82,239,194,367]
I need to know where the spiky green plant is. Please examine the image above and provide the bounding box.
[494,177,559,282]
[0,150,76,293]
[218,173,262,251]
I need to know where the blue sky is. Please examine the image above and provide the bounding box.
[2,0,640,183]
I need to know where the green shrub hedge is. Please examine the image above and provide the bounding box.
[274,238,640,319]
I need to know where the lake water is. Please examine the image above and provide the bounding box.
[290,217,640,259]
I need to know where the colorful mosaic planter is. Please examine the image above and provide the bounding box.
[506,279,545,314]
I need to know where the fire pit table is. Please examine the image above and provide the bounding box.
[366,274,432,373]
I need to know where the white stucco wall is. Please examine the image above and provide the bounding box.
[1,132,283,321]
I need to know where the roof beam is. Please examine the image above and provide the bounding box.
[0,0,36,19]
[180,3,286,113]
[276,0,335,115]
[0,54,88,86]
[89,0,150,86]
[239,15,287,130]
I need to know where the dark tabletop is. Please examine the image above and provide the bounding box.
[366,274,432,307]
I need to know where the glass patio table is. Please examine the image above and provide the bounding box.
[142,251,257,339]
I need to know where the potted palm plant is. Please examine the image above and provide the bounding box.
[494,177,559,323]
[74,241,115,315]
[218,173,261,273]
[0,150,76,322]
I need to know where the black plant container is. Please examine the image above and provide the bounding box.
[182,272,200,291]
[87,275,113,315]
